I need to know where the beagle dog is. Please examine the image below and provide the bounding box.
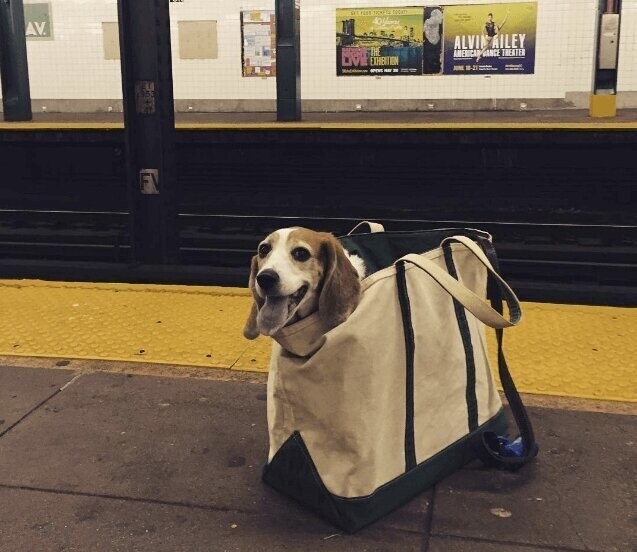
[243,227,366,339]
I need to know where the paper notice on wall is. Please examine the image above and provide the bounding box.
[241,10,276,77]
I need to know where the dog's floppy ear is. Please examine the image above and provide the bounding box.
[243,255,264,340]
[318,233,361,329]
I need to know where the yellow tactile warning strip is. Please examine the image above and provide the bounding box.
[0,280,259,371]
[1,121,637,131]
[0,280,635,402]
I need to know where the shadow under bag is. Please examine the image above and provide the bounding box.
[262,222,539,533]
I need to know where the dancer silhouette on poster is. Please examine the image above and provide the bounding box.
[475,10,509,63]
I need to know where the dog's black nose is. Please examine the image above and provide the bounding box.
[256,269,279,292]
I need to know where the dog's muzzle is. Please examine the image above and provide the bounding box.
[255,272,309,336]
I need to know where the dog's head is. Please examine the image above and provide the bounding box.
[243,227,362,339]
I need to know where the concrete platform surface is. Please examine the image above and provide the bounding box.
[0,365,75,434]
[1,109,637,130]
[0,363,635,552]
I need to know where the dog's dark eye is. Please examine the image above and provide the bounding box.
[258,243,271,258]
[291,247,311,262]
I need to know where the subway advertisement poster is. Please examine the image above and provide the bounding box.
[336,7,424,76]
[443,2,537,74]
[423,6,444,75]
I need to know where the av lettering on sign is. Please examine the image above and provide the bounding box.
[336,7,424,76]
[443,2,537,75]
[24,3,53,40]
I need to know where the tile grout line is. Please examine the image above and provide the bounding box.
[59,371,86,391]
[0,370,85,438]
[0,483,258,516]
[0,482,433,538]
[428,532,603,552]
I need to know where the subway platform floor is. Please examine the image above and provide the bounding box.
[1,107,637,130]
[0,360,635,552]
[0,276,635,550]
[0,106,635,550]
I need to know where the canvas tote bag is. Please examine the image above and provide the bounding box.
[262,222,538,533]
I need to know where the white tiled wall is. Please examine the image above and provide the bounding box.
[23,0,277,101]
[168,0,275,100]
[4,0,636,106]
[25,0,122,100]
[617,1,637,92]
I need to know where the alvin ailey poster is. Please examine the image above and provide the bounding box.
[442,2,537,74]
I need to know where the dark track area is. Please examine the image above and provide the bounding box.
[1,126,635,305]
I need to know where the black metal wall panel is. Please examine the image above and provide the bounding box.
[174,130,636,225]
[1,130,635,222]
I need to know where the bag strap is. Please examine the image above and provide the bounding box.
[347,221,385,235]
[395,248,521,329]
[474,236,539,470]
[396,236,538,470]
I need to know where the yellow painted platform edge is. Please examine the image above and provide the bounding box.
[1,349,633,403]
[1,121,637,131]
[1,280,634,402]
[0,122,125,130]
[177,122,637,131]
[0,349,243,371]
[0,279,251,297]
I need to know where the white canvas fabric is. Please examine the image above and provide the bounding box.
[267,235,521,499]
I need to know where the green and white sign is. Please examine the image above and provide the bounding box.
[24,3,53,40]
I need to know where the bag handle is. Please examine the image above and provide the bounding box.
[347,221,385,235]
[395,238,521,329]
[441,235,523,324]
[474,236,539,470]
[396,235,538,470]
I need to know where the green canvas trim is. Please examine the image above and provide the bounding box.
[263,409,508,533]
[339,227,491,275]
[443,243,479,431]
[396,261,417,471]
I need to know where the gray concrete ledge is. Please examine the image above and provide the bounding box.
[4,92,635,114]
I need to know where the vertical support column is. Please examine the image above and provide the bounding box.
[276,0,301,121]
[590,0,621,117]
[118,0,178,264]
[0,0,33,121]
